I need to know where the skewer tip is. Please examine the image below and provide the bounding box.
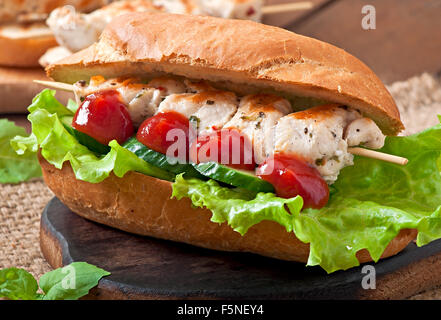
[348,147,408,166]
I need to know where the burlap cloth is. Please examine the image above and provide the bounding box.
[1,73,441,299]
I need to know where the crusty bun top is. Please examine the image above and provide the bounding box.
[47,12,403,135]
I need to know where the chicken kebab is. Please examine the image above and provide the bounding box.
[69,75,386,209]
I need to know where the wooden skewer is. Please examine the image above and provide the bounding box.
[34,80,75,92]
[348,147,408,166]
[262,1,314,15]
[34,80,409,166]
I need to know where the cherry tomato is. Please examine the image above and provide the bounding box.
[72,90,133,145]
[256,153,329,209]
[137,111,193,161]
[189,129,256,171]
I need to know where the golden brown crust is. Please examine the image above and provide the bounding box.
[0,33,57,67]
[47,12,403,135]
[39,156,417,266]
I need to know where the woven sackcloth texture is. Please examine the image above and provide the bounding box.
[1,73,441,299]
[0,179,53,278]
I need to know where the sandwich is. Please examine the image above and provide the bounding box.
[15,12,441,273]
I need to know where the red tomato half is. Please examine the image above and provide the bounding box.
[189,129,256,171]
[256,154,329,209]
[137,111,193,161]
[72,90,134,145]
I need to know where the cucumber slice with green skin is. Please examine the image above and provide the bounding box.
[123,137,205,179]
[193,162,275,193]
[61,116,111,155]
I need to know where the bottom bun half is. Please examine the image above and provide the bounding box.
[39,155,417,266]
[0,35,57,67]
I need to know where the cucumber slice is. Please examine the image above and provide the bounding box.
[60,115,74,130]
[61,116,111,155]
[193,162,274,193]
[123,137,205,179]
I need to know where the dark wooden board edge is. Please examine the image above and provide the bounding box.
[40,198,441,300]
[360,249,441,299]
[39,207,221,300]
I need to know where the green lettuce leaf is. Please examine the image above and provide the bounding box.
[0,119,41,183]
[172,122,441,273]
[172,175,303,235]
[13,89,173,184]
[27,89,72,116]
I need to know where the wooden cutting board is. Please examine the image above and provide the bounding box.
[40,197,441,300]
[0,67,73,114]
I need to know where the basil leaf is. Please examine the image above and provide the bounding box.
[39,262,110,300]
[0,268,39,300]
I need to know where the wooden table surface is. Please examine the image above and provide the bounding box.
[2,0,440,123]
[274,0,441,84]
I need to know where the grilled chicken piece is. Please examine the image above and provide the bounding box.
[117,83,163,127]
[274,104,385,184]
[39,45,72,67]
[157,89,239,134]
[152,0,263,20]
[148,77,187,97]
[73,75,108,102]
[47,0,163,52]
[344,118,385,149]
[152,0,199,15]
[196,0,263,21]
[223,94,292,164]
[184,80,217,93]
[73,76,166,127]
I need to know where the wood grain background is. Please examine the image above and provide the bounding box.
[265,0,441,83]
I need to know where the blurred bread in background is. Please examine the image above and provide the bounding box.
[0,0,111,67]
[0,0,111,23]
[40,0,264,67]
[0,1,109,111]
